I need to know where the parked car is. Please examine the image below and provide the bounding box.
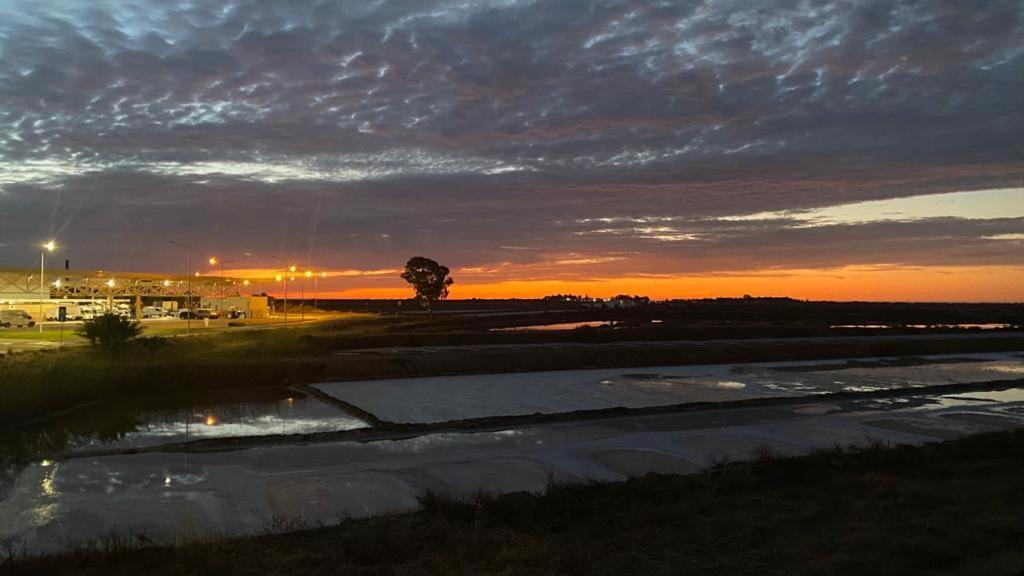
[114,303,133,318]
[141,306,168,319]
[0,309,36,328]
[179,308,219,320]
[225,307,246,319]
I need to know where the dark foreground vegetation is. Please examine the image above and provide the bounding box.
[324,297,1024,327]
[3,309,1024,426]
[6,429,1024,575]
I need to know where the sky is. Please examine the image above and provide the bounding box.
[0,0,1022,301]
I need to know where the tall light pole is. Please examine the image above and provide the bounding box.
[208,257,236,313]
[268,255,291,323]
[169,241,192,336]
[105,279,115,310]
[302,270,312,321]
[314,271,326,312]
[288,265,296,323]
[39,240,56,332]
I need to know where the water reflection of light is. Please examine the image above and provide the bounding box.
[985,364,1024,375]
[40,462,58,498]
[943,388,1024,403]
[376,430,530,454]
[491,321,610,332]
[32,503,60,526]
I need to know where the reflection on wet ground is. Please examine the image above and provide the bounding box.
[490,321,612,331]
[829,324,1017,329]
[3,351,1024,554]
[67,393,367,453]
[315,352,1024,424]
[1,388,368,496]
[3,383,1023,554]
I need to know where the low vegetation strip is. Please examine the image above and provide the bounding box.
[324,334,1024,381]
[6,428,1024,575]
[3,330,1023,426]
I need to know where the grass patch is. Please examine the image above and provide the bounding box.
[0,330,85,342]
[0,314,385,424]
[4,429,1024,575]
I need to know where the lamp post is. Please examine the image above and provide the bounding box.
[105,279,115,310]
[54,279,64,346]
[274,274,284,320]
[208,257,236,314]
[288,265,296,323]
[168,241,192,336]
[302,270,312,321]
[268,256,291,323]
[313,271,326,312]
[39,240,56,332]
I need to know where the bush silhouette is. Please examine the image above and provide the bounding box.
[76,313,143,352]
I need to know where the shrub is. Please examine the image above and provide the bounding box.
[416,488,476,522]
[131,335,169,354]
[75,313,143,352]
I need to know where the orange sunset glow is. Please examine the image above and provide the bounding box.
[235,264,1023,303]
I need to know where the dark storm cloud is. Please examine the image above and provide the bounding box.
[0,0,1023,278]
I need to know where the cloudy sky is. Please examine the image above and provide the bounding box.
[1,0,1022,300]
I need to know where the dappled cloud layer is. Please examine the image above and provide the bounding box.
[1,0,1022,299]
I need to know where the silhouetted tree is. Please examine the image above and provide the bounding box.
[401,257,454,311]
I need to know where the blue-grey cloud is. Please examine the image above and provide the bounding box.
[0,0,1022,281]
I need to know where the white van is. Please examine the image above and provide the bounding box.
[0,309,36,328]
[45,303,82,321]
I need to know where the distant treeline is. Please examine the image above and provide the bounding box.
[540,294,652,303]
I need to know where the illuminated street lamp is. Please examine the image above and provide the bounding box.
[105,278,116,311]
[207,256,236,313]
[39,240,56,333]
